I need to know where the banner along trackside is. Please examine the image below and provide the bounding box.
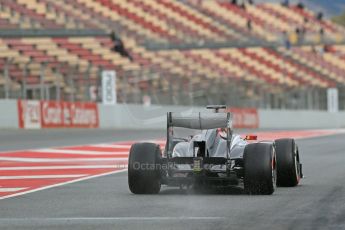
[40,100,64,128]
[18,100,99,129]
[63,101,99,128]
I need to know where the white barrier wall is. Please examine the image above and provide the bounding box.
[99,104,345,130]
[99,104,206,129]
[259,109,345,129]
[0,100,345,130]
[0,100,19,129]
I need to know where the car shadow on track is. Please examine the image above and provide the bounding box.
[158,186,245,195]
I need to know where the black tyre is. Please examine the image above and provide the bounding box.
[128,143,161,194]
[275,138,301,187]
[244,143,277,195]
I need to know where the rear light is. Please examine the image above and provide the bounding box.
[245,135,257,141]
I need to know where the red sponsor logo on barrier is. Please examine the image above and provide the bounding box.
[18,100,99,129]
[228,108,259,129]
[17,100,41,129]
[41,101,64,128]
[41,101,99,128]
[64,101,99,128]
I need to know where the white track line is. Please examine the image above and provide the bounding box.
[88,144,132,149]
[0,187,27,192]
[142,139,166,143]
[294,131,345,140]
[0,216,224,221]
[0,169,127,200]
[0,157,128,162]
[0,165,120,170]
[30,149,129,155]
[0,175,87,180]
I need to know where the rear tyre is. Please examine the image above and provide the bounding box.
[275,138,301,187]
[128,143,161,194]
[244,143,276,195]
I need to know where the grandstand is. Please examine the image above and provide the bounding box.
[0,0,344,110]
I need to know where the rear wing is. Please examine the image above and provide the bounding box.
[165,106,233,159]
[166,111,233,159]
[167,112,232,130]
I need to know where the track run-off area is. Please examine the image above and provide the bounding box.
[0,129,342,200]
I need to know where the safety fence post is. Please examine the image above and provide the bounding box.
[40,62,47,100]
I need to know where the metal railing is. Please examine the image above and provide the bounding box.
[0,56,343,110]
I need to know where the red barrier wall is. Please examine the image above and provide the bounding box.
[228,108,259,129]
[18,100,99,129]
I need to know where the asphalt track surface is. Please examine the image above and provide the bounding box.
[1,129,345,230]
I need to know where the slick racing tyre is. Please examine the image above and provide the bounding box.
[128,143,162,194]
[275,138,301,187]
[244,143,277,195]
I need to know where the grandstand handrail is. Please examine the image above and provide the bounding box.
[0,29,108,38]
[144,38,345,50]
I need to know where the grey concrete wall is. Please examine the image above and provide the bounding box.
[100,105,345,130]
[0,100,19,129]
[1,100,344,130]
[99,104,206,129]
[259,109,345,129]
